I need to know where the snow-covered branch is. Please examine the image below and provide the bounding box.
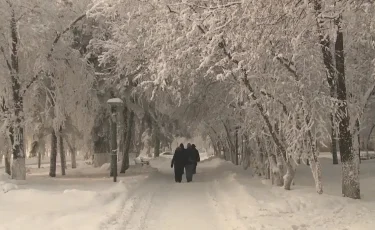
[23,13,87,93]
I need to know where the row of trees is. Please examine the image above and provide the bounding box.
[1,0,374,200]
[0,0,183,179]
[88,0,374,199]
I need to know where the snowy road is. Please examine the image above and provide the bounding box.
[100,157,259,230]
[1,156,374,230]
[102,167,233,230]
[99,157,375,230]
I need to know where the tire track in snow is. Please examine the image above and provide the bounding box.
[114,190,155,230]
[141,170,226,230]
[206,174,252,230]
[99,175,153,230]
[102,172,172,230]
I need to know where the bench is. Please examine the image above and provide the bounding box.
[134,158,150,166]
[140,158,150,166]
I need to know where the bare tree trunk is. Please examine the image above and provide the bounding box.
[6,8,26,180]
[38,151,41,169]
[235,127,239,165]
[135,116,146,157]
[240,135,245,165]
[64,137,77,168]
[256,137,268,176]
[120,110,134,173]
[242,137,250,170]
[92,111,110,167]
[283,158,296,190]
[366,123,375,160]
[306,132,324,194]
[335,11,360,199]
[309,154,323,194]
[5,151,11,175]
[265,157,270,180]
[331,114,339,164]
[71,148,76,169]
[269,154,283,186]
[70,140,76,169]
[59,130,66,176]
[222,121,235,163]
[209,135,219,156]
[153,120,160,157]
[356,119,361,164]
[313,0,339,165]
[49,130,58,177]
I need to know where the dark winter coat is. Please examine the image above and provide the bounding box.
[192,147,200,163]
[171,147,185,170]
[184,147,195,166]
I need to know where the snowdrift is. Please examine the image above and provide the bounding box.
[0,178,129,230]
[0,173,18,193]
[201,157,375,230]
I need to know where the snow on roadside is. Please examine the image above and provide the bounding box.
[208,156,375,230]
[0,178,131,230]
[0,160,151,230]
[0,173,18,193]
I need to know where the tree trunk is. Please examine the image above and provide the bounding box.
[309,154,323,194]
[366,123,375,160]
[93,111,110,167]
[283,158,296,190]
[5,151,11,175]
[235,127,239,165]
[71,148,77,169]
[313,0,339,165]
[331,114,339,164]
[38,151,42,169]
[9,126,26,180]
[153,119,160,157]
[49,130,58,177]
[269,154,283,186]
[59,130,66,176]
[70,141,76,169]
[335,12,360,199]
[242,138,250,170]
[209,135,219,156]
[356,119,361,164]
[222,121,235,163]
[265,157,271,180]
[257,137,268,176]
[120,110,134,173]
[4,7,25,180]
[240,134,244,164]
[65,137,77,168]
[135,116,146,157]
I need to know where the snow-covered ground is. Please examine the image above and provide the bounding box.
[0,151,374,230]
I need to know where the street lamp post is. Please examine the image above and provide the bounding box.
[107,98,124,182]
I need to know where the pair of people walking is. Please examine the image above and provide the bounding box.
[171,143,200,183]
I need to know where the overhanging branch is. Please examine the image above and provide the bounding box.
[23,13,87,94]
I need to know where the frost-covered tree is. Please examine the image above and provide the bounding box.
[0,0,90,179]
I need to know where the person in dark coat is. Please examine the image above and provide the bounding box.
[184,143,195,182]
[191,144,200,174]
[171,143,185,183]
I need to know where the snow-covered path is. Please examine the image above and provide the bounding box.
[102,166,230,230]
[100,157,375,230]
[1,156,374,230]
